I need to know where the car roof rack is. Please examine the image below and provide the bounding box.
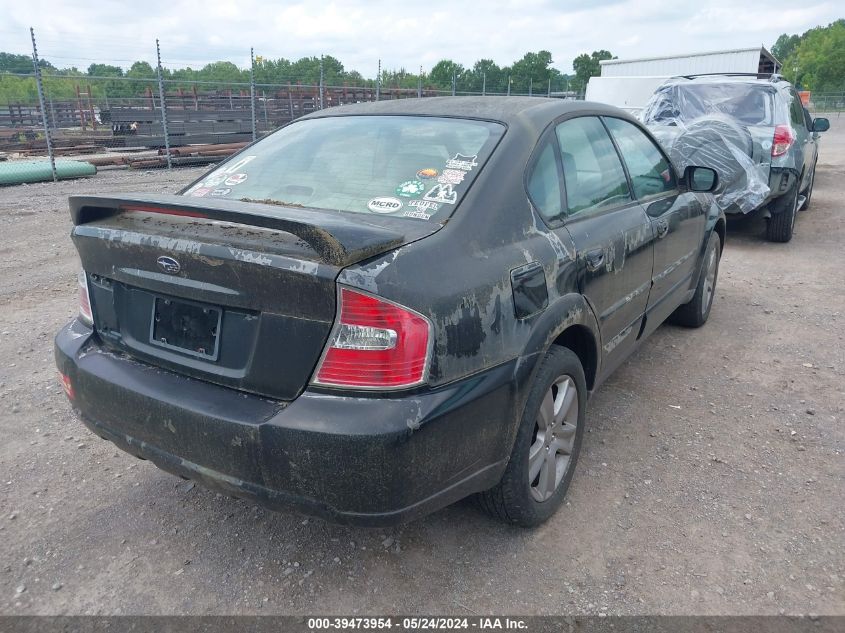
[677,72,785,82]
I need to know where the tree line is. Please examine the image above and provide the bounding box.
[773,19,845,92]
[0,49,610,105]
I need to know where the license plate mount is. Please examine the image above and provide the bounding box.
[150,296,221,360]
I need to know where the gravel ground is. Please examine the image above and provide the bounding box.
[0,125,843,616]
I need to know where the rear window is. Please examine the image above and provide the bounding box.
[644,83,777,126]
[183,115,504,222]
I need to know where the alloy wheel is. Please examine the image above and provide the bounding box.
[529,375,579,502]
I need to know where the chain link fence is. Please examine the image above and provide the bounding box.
[0,31,583,186]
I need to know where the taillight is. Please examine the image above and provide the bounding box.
[78,270,93,325]
[772,125,795,157]
[58,371,75,400]
[314,288,431,389]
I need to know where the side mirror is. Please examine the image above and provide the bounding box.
[812,117,830,133]
[685,166,718,193]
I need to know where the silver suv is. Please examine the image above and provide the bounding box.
[642,74,830,242]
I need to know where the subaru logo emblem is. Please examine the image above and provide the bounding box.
[156,256,181,275]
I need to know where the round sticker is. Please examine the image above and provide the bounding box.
[210,188,232,197]
[367,197,403,214]
[224,173,248,186]
[395,180,426,197]
[416,168,438,180]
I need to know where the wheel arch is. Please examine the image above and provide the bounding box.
[520,293,602,393]
[551,324,598,391]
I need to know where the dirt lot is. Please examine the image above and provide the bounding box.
[1,123,843,616]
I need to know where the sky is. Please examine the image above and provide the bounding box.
[0,0,840,76]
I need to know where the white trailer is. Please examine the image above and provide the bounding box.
[585,47,781,115]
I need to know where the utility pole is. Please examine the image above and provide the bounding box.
[155,39,172,169]
[482,72,486,96]
[250,47,257,141]
[529,77,533,96]
[547,77,551,97]
[418,65,422,98]
[451,67,456,96]
[507,75,511,96]
[30,27,56,182]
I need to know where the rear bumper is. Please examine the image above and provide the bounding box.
[55,320,528,526]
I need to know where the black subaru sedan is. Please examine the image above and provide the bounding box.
[55,97,724,527]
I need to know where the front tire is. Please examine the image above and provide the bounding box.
[477,346,586,527]
[669,231,721,328]
[800,163,816,211]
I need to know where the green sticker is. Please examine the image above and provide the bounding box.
[395,180,426,198]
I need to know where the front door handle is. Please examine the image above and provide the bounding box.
[656,219,669,238]
[585,248,605,272]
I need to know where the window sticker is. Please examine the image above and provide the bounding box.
[210,188,232,197]
[395,180,426,198]
[408,199,440,213]
[404,209,433,220]
[367,197,403,213]
[224,173,248,186]
[423,183,457,205]
[437,169,466,185]
[416,168,438,180]
[445,153,478,171]
[190,187,211,197]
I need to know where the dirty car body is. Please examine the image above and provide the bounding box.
[55,97,725,526]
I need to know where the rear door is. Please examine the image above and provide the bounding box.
[789,88,817,189]
[550,116,654,378]
[602,116,706,332]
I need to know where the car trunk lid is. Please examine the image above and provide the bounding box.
[70,194,439,400]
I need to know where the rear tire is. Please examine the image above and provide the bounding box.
[669,231,721,328]
[766,180,799,243]
[477,346,586,527]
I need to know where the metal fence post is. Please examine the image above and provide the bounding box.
[250,48,257,141]
[30,27,57,182]
[319,55,324,109]
[376,59,381,101]
[155,39,172,169]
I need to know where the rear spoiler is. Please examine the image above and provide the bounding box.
[69,194,408,267]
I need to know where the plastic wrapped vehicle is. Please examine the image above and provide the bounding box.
[642,75,830,241]
[648,113,769,215]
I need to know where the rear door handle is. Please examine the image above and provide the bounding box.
[585,249,605,272]
[656,219,669,238]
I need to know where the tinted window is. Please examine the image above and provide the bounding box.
[789,90,805,127]
[183,116,504,222]
[604,117,676,200]
[555,117,631,216]
[527,141,562,220]
[644,83,776,126]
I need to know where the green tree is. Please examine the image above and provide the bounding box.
[779,20,845,91]
[429,59,465,91]
[570,49,613,94]
[772,33,801,64]
[0,52,53,73]
[510,50,555,94]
